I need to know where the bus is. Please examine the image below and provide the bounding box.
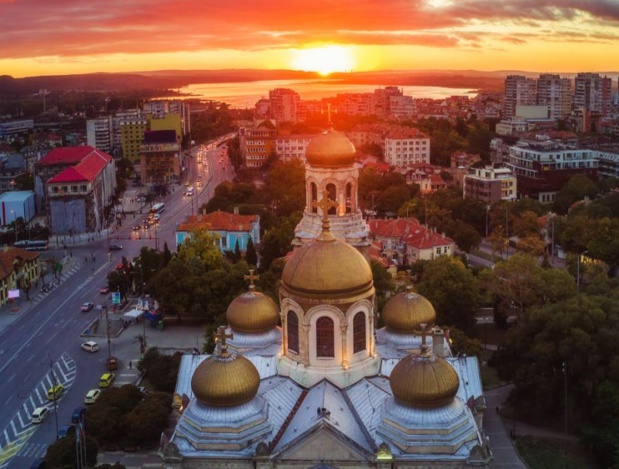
[149,203,165,218]
[14,240,49,251]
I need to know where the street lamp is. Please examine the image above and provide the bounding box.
[485,204,490,238]
[46,351,60,439]
[10,210,17,242]
[577,250,588,291]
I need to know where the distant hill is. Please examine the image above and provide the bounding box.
[2,69,617,96]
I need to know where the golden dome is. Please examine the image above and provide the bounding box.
[281,235,373,300]
[305,129,356,168]
[382,290,436,332]
[389,350,459,408]
[227,290,279,333]
[191,350,260,407]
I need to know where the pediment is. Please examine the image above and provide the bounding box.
[275,424,372,462]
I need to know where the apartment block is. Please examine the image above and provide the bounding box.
[269,88,300,122]
[275,134,315,161]
[239,121,277,168]
[506,137,598,203]
[537,74,572,120]
[503,75,537,119]
[463,165,517,204]
[384,129,430,167]
[574,73,613,117]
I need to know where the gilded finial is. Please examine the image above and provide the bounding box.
[413,323,431,357]
[244,269,259,291]
[214,325,234,357]
[312,190,338,240]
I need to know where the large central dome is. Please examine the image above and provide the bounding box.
[305,129,356,168]
[281,235,373,300]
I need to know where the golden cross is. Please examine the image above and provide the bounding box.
[244,269,259,290]
[214,325,234,353]
[313,190,338,224]
[413,323,431,355]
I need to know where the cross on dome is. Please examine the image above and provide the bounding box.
[214,325,234,356]
[413,323,431,356]
[244,269,259,291]
[312,191,338,241]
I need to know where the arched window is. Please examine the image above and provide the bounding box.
[316,316,334,357]
[287,311,299,354]
[353,312,366,353]
[326,183,337,215]
[311,182,318,213]
[346,183,353,214]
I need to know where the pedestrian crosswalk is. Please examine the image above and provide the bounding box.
[16,442,47,458]
[30,263,81,308]
[0,353,76,468]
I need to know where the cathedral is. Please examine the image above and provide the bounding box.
[162,127,491,468]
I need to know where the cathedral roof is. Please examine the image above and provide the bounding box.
[381,289,436,333]
[305,129,356,168]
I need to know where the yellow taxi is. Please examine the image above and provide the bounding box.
[99,373,115,388]
[47,384,65,400]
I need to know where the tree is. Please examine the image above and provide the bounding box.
[259,213,301,270]
[234,239,242,262]
[245,236,258,267]
[415,256,480,333]
[553,174,598,215]
[124,393,173,441]
[265,159,305,217]
[45,434,98,469]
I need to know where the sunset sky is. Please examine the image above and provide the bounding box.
[1,0,618,78]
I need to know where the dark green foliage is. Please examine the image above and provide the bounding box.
[259,213,301,270]
[123,393,173,440]
[552,174,598,215]
[245,236,258,267]
[138,349,182,393]
[45,434,98,469]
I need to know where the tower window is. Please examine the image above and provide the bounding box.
[353,312,366,353]
[311,182,318,213]
[326,184,337,215]
[287,311,299,354]
[316,316,334,357]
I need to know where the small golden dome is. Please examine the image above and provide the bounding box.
[227,290,279,333]
[191,351,260,407]
[281,236,373,300]
[389,350,459,408]
[305,129,356,168]
[382,290,436,332]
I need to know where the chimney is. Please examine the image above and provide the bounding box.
[432,327,446,358]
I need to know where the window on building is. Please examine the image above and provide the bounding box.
[353,312,366,353]
[311,182,318,213]
[81,185,87,191]
[287,311,299,353]
[316,316,334,357]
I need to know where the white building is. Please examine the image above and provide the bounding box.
[86,117,112,153]
[274,134,315,162]
[463,165,517,204]
[537,74,572,120]
[384,129,431,167]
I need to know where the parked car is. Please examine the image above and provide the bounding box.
[81,341,99,353]
[99,286,110,294]
[80,302,94,312]
[99,373,115,388]
[47,384,64,400]
[109,244,123,251]
[133,225,141,231]
[57,424,76,439]
[71,406,87,424]
[84,389,101,404]
[40,283,53,293]
[30,407,49,424]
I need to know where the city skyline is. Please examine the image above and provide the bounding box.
[1,0,619,78]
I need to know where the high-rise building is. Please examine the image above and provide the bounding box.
[574,73,613,117]
[86,118,112,153]
[537,74,572,120]
[268,88,300,122]
[503,75,536,119]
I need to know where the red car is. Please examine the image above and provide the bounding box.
[99,286,110,294]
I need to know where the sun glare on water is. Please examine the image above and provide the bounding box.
[291,45,355,76]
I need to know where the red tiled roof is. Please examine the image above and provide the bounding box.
[369,218,422,238]
[0,247,39,281]
[74,152,110,181]
[37,146,99,166]
[404,229,453,249]
[178,210,257,232]
[47,166,89,184]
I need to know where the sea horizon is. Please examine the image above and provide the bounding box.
[176,78,477,108]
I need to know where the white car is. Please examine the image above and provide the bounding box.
[81,341,99,353]
[31,406,49,424]
[84,389,101,404]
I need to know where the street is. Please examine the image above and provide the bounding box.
[0,139,233,469]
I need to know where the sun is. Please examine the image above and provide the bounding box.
[291,45,355,76]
